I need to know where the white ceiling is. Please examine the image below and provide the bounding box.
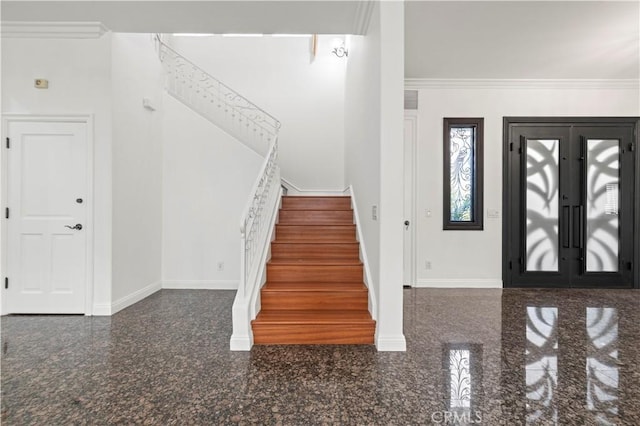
[2,1,639,79]
[405,1,640,79]
[1,1,373,35]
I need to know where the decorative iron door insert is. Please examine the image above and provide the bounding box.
[503,118,638,288]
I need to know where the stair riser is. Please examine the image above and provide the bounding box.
[252,324,374,345]
[261,291,368,311]
[267,265,363,282]
[275,226,356,241]
[281,197,351,211]
[271,243,359,260]
[279,210,353,225]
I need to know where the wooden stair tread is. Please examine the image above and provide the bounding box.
[268,259,362,265]
[281,196,352,211]
[276,225,356,231]
[254,310,375,324]
[281,209,352,211]
[282,196,350,198]
[271,241,359,245]
[263,282,367,291]
[274,240,357,244]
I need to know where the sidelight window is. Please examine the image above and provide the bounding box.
[443,118,484,230]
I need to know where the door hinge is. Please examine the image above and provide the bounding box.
[509,260,513,270]
[627,261,633,271]
[629,143,635,152]
[4,278,7,289]
[5,138,9,149]
[509,142,513,152]
[5,208,8,219]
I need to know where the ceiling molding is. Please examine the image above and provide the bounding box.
[405,79,640,90]
[1,21,109,39]
[352,0,375,35]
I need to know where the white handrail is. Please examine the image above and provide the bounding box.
[232,138,281,350]
[152,34,282,350]
[239,137,280,295]
[154,34,281,155]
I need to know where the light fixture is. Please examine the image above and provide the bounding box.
[332,42,348,58]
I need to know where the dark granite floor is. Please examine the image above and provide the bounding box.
[1,288,639,425]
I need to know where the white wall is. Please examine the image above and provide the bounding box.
[1,35,113,313]
[409,81,640,287]
[344,2,406,351]
[110,33,164,310]
[345,29,381,305]
[168,34,346,192]
[161,94,262,288]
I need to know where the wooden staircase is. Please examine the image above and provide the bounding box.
[251,196,375,344]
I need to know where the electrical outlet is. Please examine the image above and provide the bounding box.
[217,261,225,271]
[425,260,432,270]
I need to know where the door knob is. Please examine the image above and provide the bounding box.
[65,224,83,231]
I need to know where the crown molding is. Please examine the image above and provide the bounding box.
[1,21,109,39]
[353,0,375,35]
[405,78,640,90]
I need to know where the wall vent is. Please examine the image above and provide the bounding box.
[404,90,418,110]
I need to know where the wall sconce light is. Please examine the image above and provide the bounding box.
[332,42,349,58]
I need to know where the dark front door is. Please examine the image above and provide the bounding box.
[504,118,638,288]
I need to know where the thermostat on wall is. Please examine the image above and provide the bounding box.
[34,79,49,89]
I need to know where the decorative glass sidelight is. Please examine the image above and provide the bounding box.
[526,140,560,272]
[443,118,484,230]
[586,140,620,272]
[449,127,475,222]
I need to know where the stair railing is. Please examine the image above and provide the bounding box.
[232,137,281,350]
[154,34,281,156]
[152,35,282,350]
[239,138,280,299]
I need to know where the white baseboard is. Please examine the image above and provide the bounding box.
[281,177,349,196]
[349,184,378,320]
[415,279,503,288]
[162,280,239,290]
[229,336,252,351]
[92,303,112,316]
[111,280,162,315]
[376,335,407,351]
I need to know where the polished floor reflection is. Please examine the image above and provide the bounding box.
[2,288,639,424]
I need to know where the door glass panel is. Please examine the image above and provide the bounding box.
[526,140,560,272]
[586,139,619,272]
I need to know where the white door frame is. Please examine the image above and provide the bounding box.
[403,111,418,287]
[1,114,95,315]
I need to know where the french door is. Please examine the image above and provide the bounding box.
[504,118,638,288]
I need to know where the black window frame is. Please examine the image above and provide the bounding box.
[443,117,484,230]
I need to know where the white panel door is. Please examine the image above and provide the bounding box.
[6,120,88,313]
